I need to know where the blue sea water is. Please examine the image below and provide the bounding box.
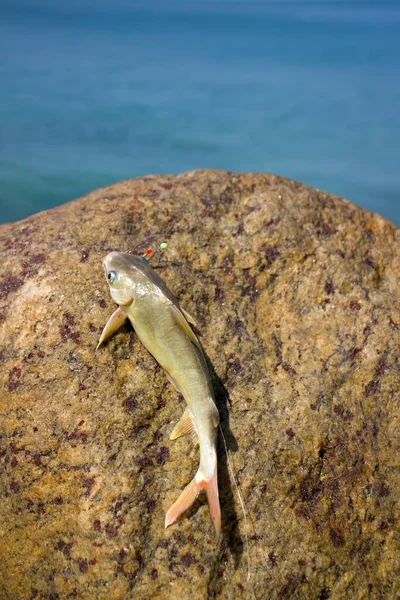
[0,1,399,225]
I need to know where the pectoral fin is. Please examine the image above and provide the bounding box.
[171,305,201,350]
[97,307,127,349]
[170,407,196,440]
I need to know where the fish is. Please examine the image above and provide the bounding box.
[97,251,221,536]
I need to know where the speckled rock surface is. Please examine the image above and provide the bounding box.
[0,170,399,599]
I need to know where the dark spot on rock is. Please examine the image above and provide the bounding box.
[29,253,46,265]
[157,397,166,410]
[269,552,277,567]
[33,427,38,432]
[181,552,198,567]
[7,367,22,392]
[78,558,89,573]
[82,477,95,497]
[151,568,158,580]
[11,457,18,468]
[220,190,233,205]
[122,396,137,412]
[333,404,344,417]
[69,430,88,443]
[319,589,331,600]
[20,255,45,278]
[364,354,388,397]
[156,446,169,465]
[0,276,24,300]
[93,520,101,531]
[389,317,399,330]
[89,323,98,332]
[298,559,307,567]
[234,318,245,332]
[80,250,90,263]
[295,506,311,521]
[349,347,361,362]
[286,428,295,438]
[234,222,244,236]
[78,384,87,392]
[56,540,72,557]
[64,312,75,326]
[349,301,361,311]
[147,500,156,513]
[213,280,225,303]
[54,496,63,505]
[378,483,390,497]
[78,420,85,427]
[137,456,153,471]
[363,257,375,268]
[99,299,107,309]
[330,528,345,547]
[119,548,126,559]
[59,315,81,344]
[144,188,159,198]
[343,410,354,422]
[324,280,334,295]
[136,550,145,569]
[10,480,20,493]
[124,571,134,580]
[282,363,296,376]
[113,501,123,515]
[33,453,42,466]
[228,357,244,377]
[262,244,280,266]
[105,526,118,539]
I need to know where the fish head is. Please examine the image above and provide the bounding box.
[103,251,155,306]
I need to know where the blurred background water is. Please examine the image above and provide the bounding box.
[1,0,399,225]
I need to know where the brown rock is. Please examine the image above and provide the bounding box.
[0,170,399,599]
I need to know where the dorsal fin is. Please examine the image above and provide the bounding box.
[170,304,202,350]
[181,308,200,331]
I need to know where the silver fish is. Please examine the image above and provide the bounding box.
[98,251,221,536]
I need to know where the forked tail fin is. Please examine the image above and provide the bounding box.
[165,469,221,537]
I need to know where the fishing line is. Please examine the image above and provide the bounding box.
[126,234,160,255]
[218,422,251,583]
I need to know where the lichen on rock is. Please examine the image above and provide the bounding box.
[0,170,399,599]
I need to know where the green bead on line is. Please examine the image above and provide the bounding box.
[160,242,168,250]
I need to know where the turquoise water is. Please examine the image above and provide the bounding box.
[1,1,399,225]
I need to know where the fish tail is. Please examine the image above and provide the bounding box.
[165,468,221,538]
[204,468,221,537]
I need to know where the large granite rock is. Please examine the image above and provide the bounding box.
[0,170,399,599]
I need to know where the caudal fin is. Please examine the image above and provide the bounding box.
[165,470,221,537]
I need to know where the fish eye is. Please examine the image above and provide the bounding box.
[107,270,117,283]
